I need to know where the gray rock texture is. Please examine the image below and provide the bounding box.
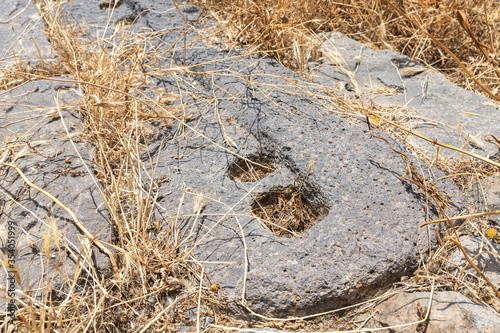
[0,0,52,69]
[0,80,111,298]
[313,33,500,159]
[155,56,465,317]
[59,0,136,28]
[449,236,500,287]
[56,0,466,317]
[467,174,500,225]
[26,0,470,318]
[375,291,500,333]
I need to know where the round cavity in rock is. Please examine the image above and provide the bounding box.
[228,155,274,182]
[251,187,323,237]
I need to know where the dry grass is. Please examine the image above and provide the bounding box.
[1,1,218,331]
[1,0,500,332]
[195,0,500,99]
[251,187,318,238]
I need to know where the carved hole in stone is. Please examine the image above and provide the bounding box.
[251,186,325,237]
[228,155,274,182]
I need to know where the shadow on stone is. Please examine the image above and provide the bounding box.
[228,154,275,182]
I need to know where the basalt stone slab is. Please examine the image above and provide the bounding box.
[60,0,208,51]
[313,32,500,159]
[0,80,111,300]
[0,0,52,68]
[59,0,197,30]
[48,0,467,317]
[136,19,465,320]
[160,55,466,317]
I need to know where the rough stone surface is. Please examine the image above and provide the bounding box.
[0,0,52,68]
[313,33,500,159]
[57,0,467,317]
[449,236,500,286]
[0,80,111,298]
[375,291,500,333]
[155,59,465,316]
[466,175,500,225]
[60,0,136,28]
[36,0,469,318]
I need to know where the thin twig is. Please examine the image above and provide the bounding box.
[422,210,500,226]
[197,266,204,333]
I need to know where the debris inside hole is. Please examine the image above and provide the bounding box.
[251,187,320,237]
[228,155,274,182]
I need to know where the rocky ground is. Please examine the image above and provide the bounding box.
[1,0,500,332]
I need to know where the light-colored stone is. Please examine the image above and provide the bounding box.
[375,291,500,333]
[449,236,500,286]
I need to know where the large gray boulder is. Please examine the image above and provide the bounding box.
[149,54,465,316]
